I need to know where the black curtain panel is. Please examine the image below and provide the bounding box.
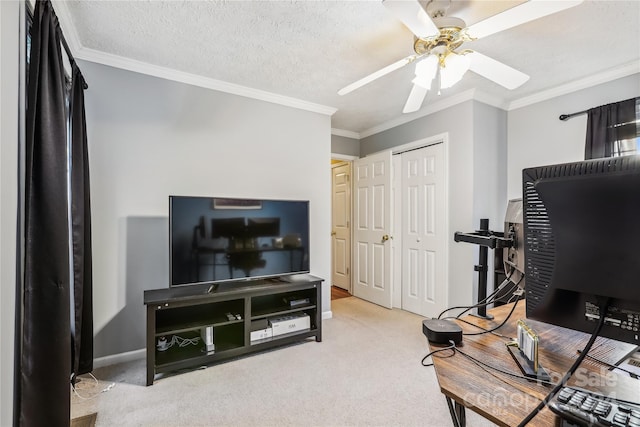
[70,62,94,377]
[22,0,71,425]
[584,97,637,159]
[21,0,92,424]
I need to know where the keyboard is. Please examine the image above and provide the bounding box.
[549,386,640,427]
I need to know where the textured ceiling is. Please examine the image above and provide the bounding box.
[58,0,640,136]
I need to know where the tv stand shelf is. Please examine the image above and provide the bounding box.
[144,274,323,385]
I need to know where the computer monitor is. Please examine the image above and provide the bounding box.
[247,217,280,237]
[503,198,525,288]
[522,156,640,345]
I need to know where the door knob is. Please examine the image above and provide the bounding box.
[382,234,391,242]
[331,231,337,236]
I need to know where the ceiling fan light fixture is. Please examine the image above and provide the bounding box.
[413,55,438,89]
[439,52,470,89]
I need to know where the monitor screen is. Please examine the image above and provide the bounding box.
[523,156,640,345]
[169,196,310,287]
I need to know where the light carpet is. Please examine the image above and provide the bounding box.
[72,296,497,426]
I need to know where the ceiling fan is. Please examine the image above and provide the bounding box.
[338,0,583,113]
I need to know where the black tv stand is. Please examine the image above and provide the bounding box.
[144,274,323,385]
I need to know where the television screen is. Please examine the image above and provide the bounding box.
[170,196,310,287]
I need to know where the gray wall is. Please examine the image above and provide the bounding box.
[0,1,19,423]
[507,73,640,199]
[359,73,640,309]
[360,101,497,308]
[94,217,168,358]
[79,60,332,358]
[472,103,508,297]
[473,102,508,227]
[331,134,360,157]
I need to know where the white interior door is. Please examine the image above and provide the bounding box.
[353,151,393,308]
[331,162,351,291]
[401,143,448,317]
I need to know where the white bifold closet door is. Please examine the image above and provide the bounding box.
[400,143,448,318]
[353,150,393,309]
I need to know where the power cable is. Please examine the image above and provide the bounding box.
[461,288,522,337]
[516,298,611,426]
[421,342,456,367]
[437,268,515,320]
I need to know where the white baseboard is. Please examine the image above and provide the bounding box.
[322,311,333,320]
[93,348,145,369]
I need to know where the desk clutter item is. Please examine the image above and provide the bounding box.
[506,320,551,382]
[549,386,640,427]
[517,319,539,370]
[422,319,463,344]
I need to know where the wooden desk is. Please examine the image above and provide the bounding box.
[429,300,639,426]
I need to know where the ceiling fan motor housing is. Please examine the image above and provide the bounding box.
[413,24,468,57]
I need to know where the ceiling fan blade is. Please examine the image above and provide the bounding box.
[467,51,529,90]
[338,55,415,96]
[467,0,583,39]
[403,84,428,114]
[382,0,440,38]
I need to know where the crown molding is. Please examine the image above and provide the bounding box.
[50,1,639,137]
[331,128,361,139]
[360,63,640,139]
[473,90,510,111]
[508,62,640,111]
[331,153,359,161]
[360,89,485,139]
[52,1,337,117]
[76,47,338,116]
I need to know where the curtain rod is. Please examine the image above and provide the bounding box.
[29,0,88,89]
[559,97,639,121]
[43,0,89,90]
[58,23,88,90]
[559,110,587,121]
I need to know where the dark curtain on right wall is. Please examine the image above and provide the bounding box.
[584,97,638,159]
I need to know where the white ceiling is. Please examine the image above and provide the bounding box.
[56,0,640,137]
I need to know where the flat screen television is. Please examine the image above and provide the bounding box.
[522,156,640,345]
[170,196,310,287]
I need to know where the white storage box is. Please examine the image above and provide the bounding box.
[269,313,310,336]
[250,327,273,342]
